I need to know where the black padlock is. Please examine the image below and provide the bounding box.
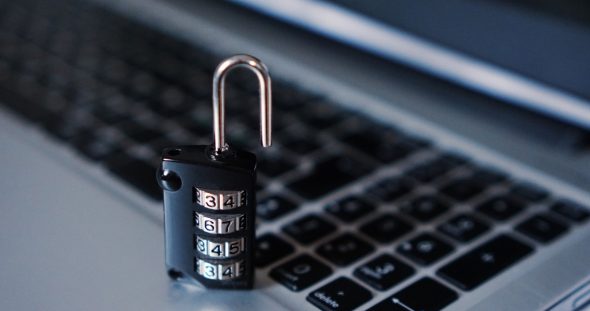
[157,55,271,289]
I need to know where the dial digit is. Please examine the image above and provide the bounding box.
[223,195,235,208]
[228,240,241,255]
[203,218,216,233]
[197,238,206,253]
[204,194,217,208]
[210,244,223,256]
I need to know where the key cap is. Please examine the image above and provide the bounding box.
[397,233,454,266]
[342,128,420,164]
[440,176,486,201]
[316,233,375,266]
[297,101,347,129]
[437,234,533,290]
[406,154,466,183]
[354,254,415,291]
[107,155,162,201]
[368,277,458,311]
[257,195,297,221]
[288,154,374,200]
[270,254,332,292]
[307,277,372,311]
[516,214,568,243]
[400,195,450,222]
[470,167,508,185]
[325,196,375,223]
[437,213,490,243]
[510,183,549,203]
[257,151,296,177]
[117,120,164,143]
[366,176,414,203]
[255,233,294,268]
[279,129,322,155]
[360,214,413,244]
[282,214,336,245]
[476,195,526,221]
[550,200,590,223]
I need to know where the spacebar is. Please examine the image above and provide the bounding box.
[437,235,533,291]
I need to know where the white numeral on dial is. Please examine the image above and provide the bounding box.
[194,213,246,234]
[194,188,246,210]
[196,259,244,280]
[195,237,245,258]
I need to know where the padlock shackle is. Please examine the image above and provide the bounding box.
[212,54,272,154]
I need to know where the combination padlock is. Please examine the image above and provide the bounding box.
[156,54,271,289]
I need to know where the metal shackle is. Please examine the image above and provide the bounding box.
[212,54,272,154]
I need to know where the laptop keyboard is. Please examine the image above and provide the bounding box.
[1,0,589,310]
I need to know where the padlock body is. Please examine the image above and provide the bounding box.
[158,145,257,289]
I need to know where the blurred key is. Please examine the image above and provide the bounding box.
[354,254,414,291]
[437,235,533,290]
[397,233,454,266]
[325,195,375,223]
[316,233,374,266]
[288,154,374,200]
[368,278,458,311]
[307,277,372,311]
[282,214,336,245]
[270,254,332,292]
[257,195,297,221]
[255,233,294,268]
[360,214,413,244]
[516,214,568,243]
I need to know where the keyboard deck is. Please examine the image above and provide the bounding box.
[1,0,589,310]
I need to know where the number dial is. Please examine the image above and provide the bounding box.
[196,259,245,280]
[196,236,245,258]
[195,188,246,210]
[194,212,246,234]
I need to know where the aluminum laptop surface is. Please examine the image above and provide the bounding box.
[1,0,589,310]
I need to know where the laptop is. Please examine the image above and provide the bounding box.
[1,0,589,310]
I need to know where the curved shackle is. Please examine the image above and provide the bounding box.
[212,54,272,154]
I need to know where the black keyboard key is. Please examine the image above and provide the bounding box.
[282,214,336,245]
[437,214,489,243]
[516,214,568,243]
[316,233,374,266]
[106,155,162,201]
[440,176,486,201]
[297,102,347,129]
[397,233,454,266]
[257,195,297,221]
[366,177,414,203]
[360,214,413,244]
[255,233,294,268]
[270,254,332,292]
[406,154,466,183]
[400,195,450,222]
[117,121,163,143]
[256,151,297,177]
[476,195,527,221]
[342,128,420,164]
[368,278,458,311]
[280,129,322,155]
[437,234,533,290]
[550,200,590,223]
[510,183,549,203]
[325,196,375,223]
[288,154,374,200]
[354,254,414,291]
[307,277,372,311]
[470,167,508,185]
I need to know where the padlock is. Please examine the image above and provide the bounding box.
[157,54,271,289]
